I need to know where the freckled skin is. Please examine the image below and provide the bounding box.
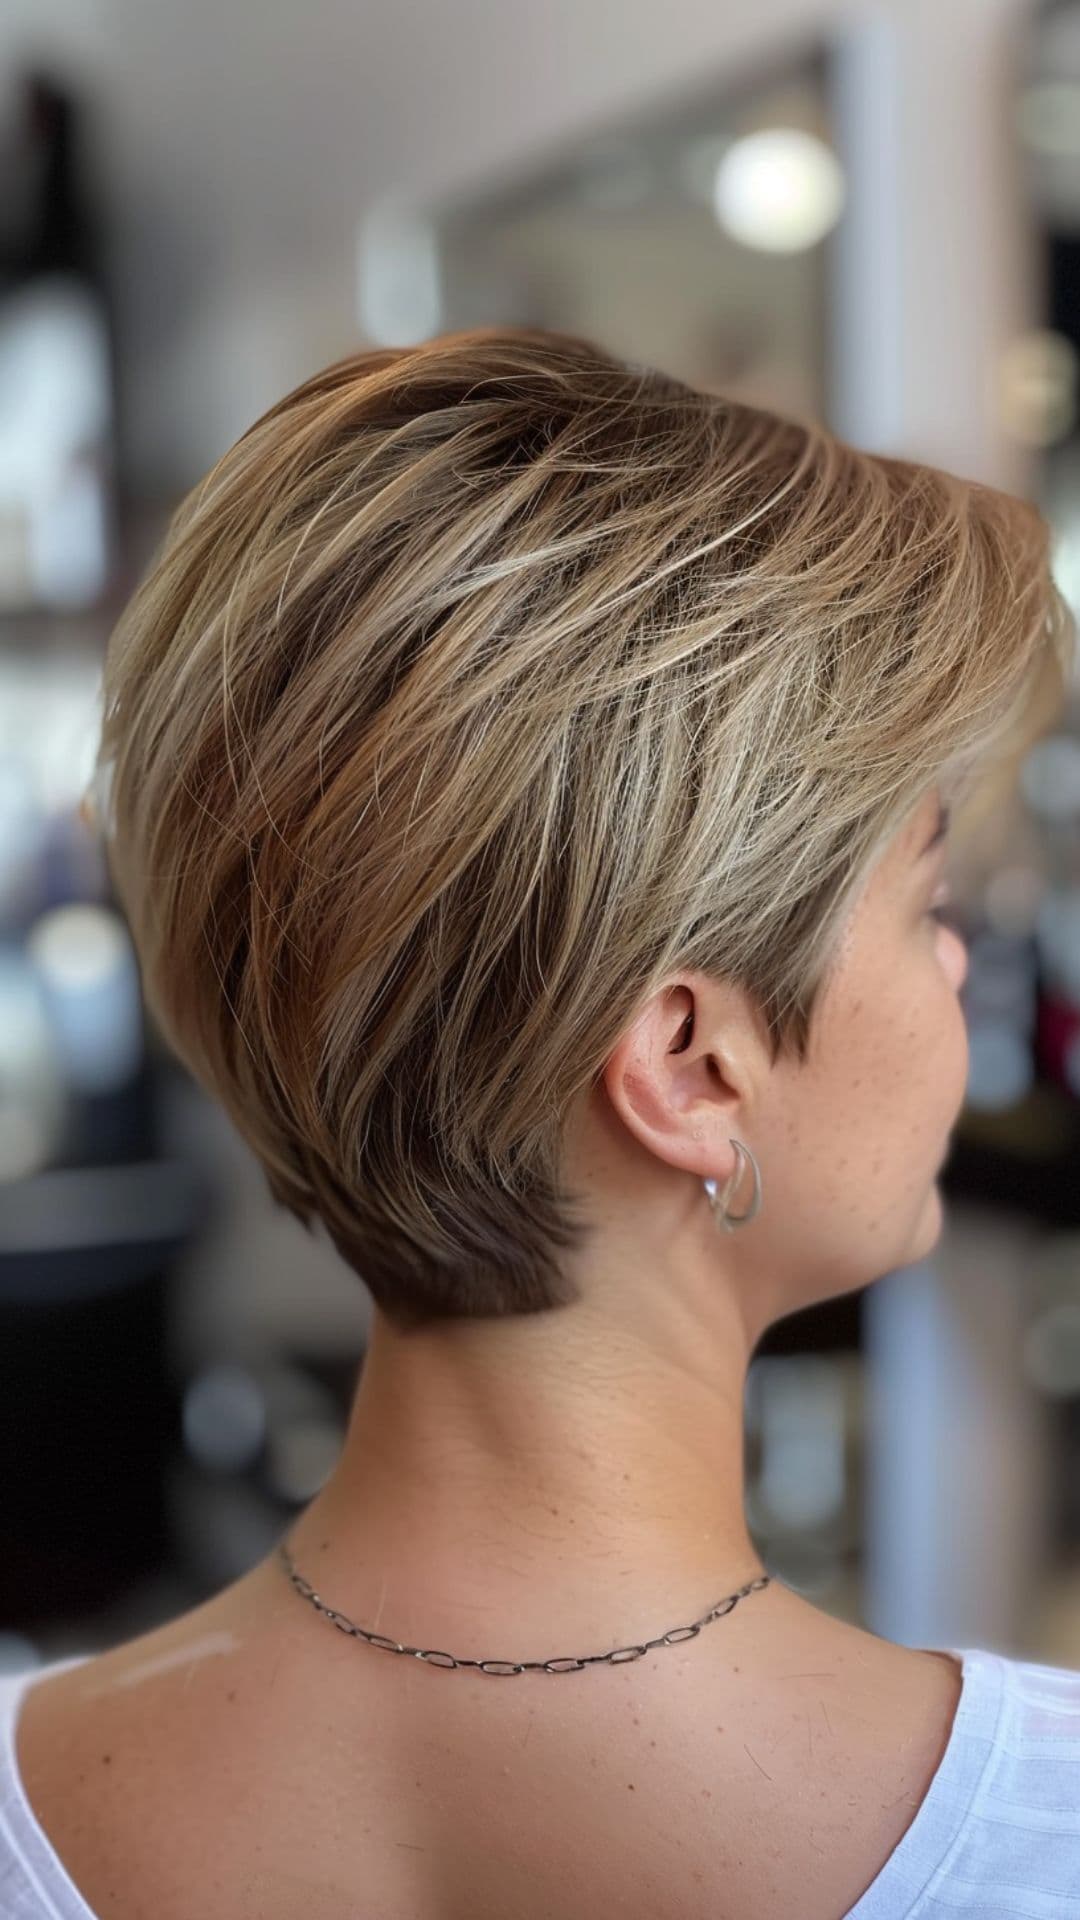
[740,788,968,1315]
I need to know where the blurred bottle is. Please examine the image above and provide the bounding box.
[0,943,68,1180]
[25,902,143,1098]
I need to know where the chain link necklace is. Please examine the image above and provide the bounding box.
[277,1540,772,1675]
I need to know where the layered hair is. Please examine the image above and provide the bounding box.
[93,326,1074,1328]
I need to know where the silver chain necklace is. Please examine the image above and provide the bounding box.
[277,1540,772,1675]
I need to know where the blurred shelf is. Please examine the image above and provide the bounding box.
[944,1083,1080,1228]
[0,1156,213,1303]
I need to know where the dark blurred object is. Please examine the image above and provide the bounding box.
[946,1082,1080,1227]
[0,71,103,290]
[0,65,116,611]
[0,1060,214,1626]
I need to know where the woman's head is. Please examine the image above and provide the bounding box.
[93,326,1074,1333]
[585,778,972,1339]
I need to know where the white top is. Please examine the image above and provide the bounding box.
[3,1643,1080,1916]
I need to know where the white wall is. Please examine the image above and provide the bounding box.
[2,0,1039,490]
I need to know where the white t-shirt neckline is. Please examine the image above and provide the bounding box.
[1,1651,98,1918]
[844,1644,1006,1917]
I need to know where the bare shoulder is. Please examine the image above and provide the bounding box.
[14,1649,147,1920]
[13,1583,283,1920]
[695,1618,964,1917]
[10,1581,966,1920]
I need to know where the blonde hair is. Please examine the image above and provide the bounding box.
[94,325,1074,1329]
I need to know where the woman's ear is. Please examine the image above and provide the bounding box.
[599,973,755,1186]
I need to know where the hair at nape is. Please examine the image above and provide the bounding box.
[93,326,1075,1329]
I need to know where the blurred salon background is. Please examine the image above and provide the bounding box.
[3,0,1080,1677]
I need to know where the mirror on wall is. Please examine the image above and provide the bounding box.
[358,41,842,426]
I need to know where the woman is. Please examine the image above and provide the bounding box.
[3,326,1078,1919]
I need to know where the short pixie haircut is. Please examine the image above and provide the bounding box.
[94,326,1074,1329]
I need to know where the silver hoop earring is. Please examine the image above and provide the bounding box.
[704,1138,762,1232]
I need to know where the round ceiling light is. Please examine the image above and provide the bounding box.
[713,127,845,254]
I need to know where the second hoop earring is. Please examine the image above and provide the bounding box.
[703,1138,762,1232]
